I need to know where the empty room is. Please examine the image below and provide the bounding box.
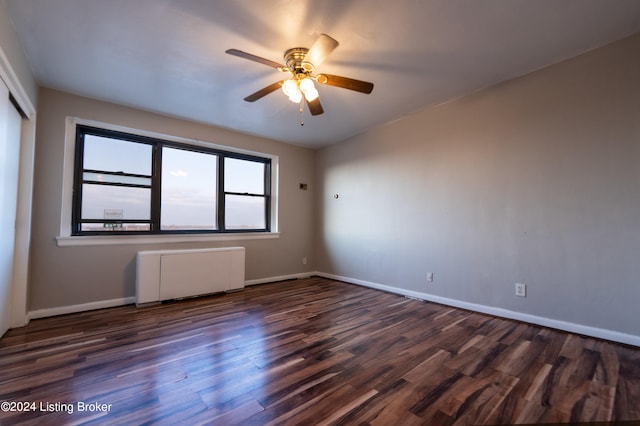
[1,1,639,424]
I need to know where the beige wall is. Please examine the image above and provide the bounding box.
[29,88,316,310]
[316,33,640,338]
[0,0,37,107]
[20,19,640,343]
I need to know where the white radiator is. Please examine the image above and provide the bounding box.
[136,247,245,305]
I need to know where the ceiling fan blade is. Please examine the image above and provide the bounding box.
[316,74,374,94]
[306,97,324,116]
[226,49,286,70]
[302,34,339,69]
[244,81,284,102]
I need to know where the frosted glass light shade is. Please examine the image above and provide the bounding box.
[304,88,319,101]
[282,79,298,97]
[299,77,315,94]
[288,90,303,103]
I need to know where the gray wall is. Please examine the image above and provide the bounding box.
[30,88,316,310]
[316,33,640,337]
[22,24,640,341]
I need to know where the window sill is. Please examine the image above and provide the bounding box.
[56,232,280,247]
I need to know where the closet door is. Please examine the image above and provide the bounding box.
[0,80,22,337]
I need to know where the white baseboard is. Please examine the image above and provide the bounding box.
[315,272,640,347]
[24,273,315,322]
[28,297,136,320]
[245,272,314,286]
[23,272,640,347]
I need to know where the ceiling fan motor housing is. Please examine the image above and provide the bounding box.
[284,47,313,75]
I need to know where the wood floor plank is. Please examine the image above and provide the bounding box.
[1,277,639,425]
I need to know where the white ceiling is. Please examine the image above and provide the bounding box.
[5,0,640,148]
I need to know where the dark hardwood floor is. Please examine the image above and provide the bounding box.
[1,277,639,425]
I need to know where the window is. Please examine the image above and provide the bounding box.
[161,147,218,231]
[72,125,271,235]
[224,157,269,230]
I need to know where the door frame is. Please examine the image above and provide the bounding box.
[0,46,36,329]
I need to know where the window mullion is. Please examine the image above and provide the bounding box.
[265,161,271,231]
[71,130,85,235]
[218,155,225,231]
[224,191,263,197]
[151,143,162,233]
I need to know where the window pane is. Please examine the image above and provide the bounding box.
[81,184,151,219]
[84,135,152,175]
[83,172,151,186]
[161,147,217,230]
[225,195,266,230]
[224,158,265,194]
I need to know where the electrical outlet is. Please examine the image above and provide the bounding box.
[427,272,434,283]
[515,283,526,297]
[302,257,307,265]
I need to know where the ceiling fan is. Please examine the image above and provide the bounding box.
[226,34,374,118]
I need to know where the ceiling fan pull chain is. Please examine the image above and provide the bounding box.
[299,99,304,126]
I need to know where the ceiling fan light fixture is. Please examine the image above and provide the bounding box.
[299,77,315,94]
[282,79,298,97]
[226,33,374,117]
[288,89,303,103]
[304,88,319,101]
